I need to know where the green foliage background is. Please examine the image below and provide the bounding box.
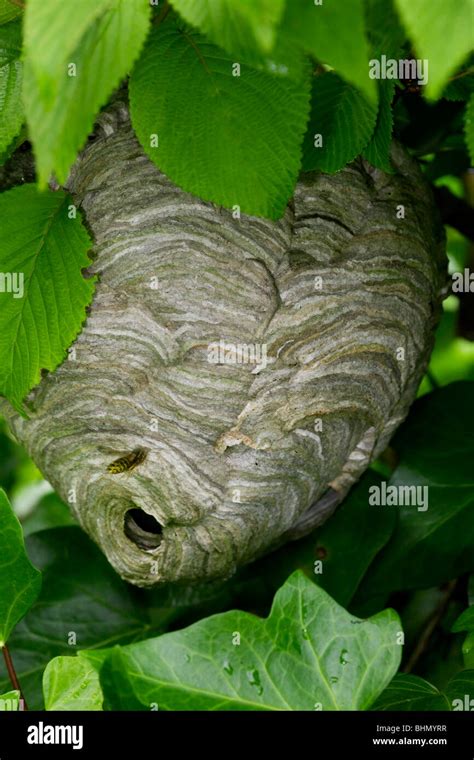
[0,0,473,711]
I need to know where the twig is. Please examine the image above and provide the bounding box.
[403,579,457,674]
[2,644,28,711]
[7,0,25,9]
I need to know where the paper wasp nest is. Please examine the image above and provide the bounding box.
[4,105,446,586]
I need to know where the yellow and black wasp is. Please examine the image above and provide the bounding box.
[106,447,148,475]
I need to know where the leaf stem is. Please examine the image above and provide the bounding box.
[2,644,28,710]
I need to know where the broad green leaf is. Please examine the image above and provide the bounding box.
[0,1,20,26]
[283,0,376,102]
[0,20,23,154]
[101,572,402,711]
[357,382,474,595]
[462,632,474,669]
[23,0,150,186]
[43,654,103,711]
[0,526,172,709]
[394,0,474,100]
[0,488,41,646]
[0,185,95,411]
[130,21,310,220]
[371,674,450,711]
[0,689,20,710]
[302,72,377,173]
[363,81,395,172]
[445,671,474,710]
[465,93,474,164]
[170,0,285,55]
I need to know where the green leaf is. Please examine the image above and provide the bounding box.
[0,1,21,26]
[394,0,474,100]
[445,671,474,710]
[465,94,474,164]
[302,72,377,173]
[170,0,285,55]
[43,654,103,711]
[23,0,150,186]
[0,20,23,154]
[452,607,474,634]
[130,21,310,220]
[0,184,95,411]
[0,526,165,709]
[0,689,20,710]
[371,674,450,711]
[357,382,474,595]
[283,0,376,103]
[0,488,41,646]
[101,571,402,711]
[362,81,395,172]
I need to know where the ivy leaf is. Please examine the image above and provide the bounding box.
[363,81,395,173]
[445,671,474,711]
[302,72,377,173]
[170,0,286,56]
[101,571,402,711]
[465,94,474,164]
[371,674,450,711]
[357,382,474,595]
[130,21,310,220]
[0,488,41,647]
[0,526,171,709]
[23,0,150,186]
[0,20,23,154]
[394,0,474,100]
[0,689,20,710]
[283,0,376,103]
[43,654,103,711]
[0,185,95,412]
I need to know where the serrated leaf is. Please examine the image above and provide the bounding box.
[357,382,474,595]
[0,488,41,646]
[371,674,450,711]
[394,0,474,100]
[0,1,20,26]
[302,72,377,173]
[0,689,20,710]
[0,20,23,154]
[170,0,285,56]
[43,654,103,711]
[23,0,150,186]
[0,526,169,709]
[363,80,395,172]
[130,21,310,220]
[465,94,474,164]
[0,185,95,411]
[283,0,376,103]
[101,571,402,711]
